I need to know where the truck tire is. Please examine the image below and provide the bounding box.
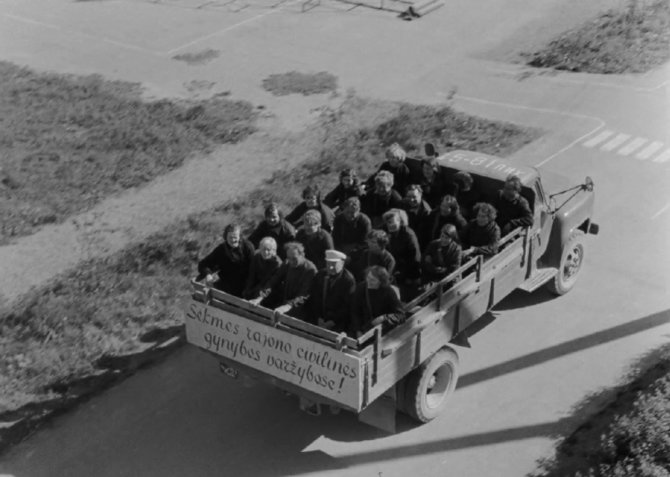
[405,347,459,423]
[547,230,586,296]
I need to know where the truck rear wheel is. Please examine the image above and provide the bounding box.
[405,347,459,423]
[547,231,586,296]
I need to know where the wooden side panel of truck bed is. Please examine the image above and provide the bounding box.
[366,231,528,404]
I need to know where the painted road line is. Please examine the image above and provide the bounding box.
[600,133,631,152]
[617,137,648,156]
[652,148,670,163]
[636,141,664,160]
[582,130,614,148]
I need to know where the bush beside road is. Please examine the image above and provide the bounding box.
[533,344,670,477]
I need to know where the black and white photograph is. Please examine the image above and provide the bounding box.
[0,0,668,475]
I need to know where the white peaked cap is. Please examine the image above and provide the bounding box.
[325,249,347,262]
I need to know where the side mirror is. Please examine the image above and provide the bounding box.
[583,176,594,192]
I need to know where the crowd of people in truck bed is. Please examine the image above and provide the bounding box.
[197,144,533,337]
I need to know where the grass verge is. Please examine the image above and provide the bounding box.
[0,61,257,243]
[532,344,670,477]
[0,93,539,451]
[525,0,670,73]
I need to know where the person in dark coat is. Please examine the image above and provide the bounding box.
[197,223,255,297]
[350,266,406,336]
[249,242,317,316]
[422,194,468,248]
[364,143,412,196]
[361,170,404,229]
[332,197,372,255]
[417,156,453,208]
[285,184,335,233]
[494,174,534,235]
[323,169,363,210]
[401,184,432,242]
[248,203,297,259]
[452,171,481,220]
[296,210,334,271]
[243,236,282,299]
[462,203,501,258]
[423,224,463,283]
[383,209,422,301]
[347,229,396,283]
[304,250,356,332]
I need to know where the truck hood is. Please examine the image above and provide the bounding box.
[538,168,576,196]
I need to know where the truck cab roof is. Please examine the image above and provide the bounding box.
[436,150,539,186]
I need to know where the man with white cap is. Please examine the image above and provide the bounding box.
[304,249,356,332]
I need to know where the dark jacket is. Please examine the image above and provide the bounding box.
[323,183,362,210]
[386,225,421,281]
[248,219,296,258]
[243,253,282,299]
[347,247,396,283]
[462,220,500,257]
[402,199,432,240]
[332,212,372,254]
[456,187,482,220]
[419,170,455,208]
[296,229,334,271]
[197,239,255,297]
[423,239,462,281]
[494,192,533,234]
[285,202,335,233]
[350,283,406,335]
[361,190,404,228]
[305,268,356,332]
[260,259,318,308]
[365,161,412,195]
[423,209,468,246]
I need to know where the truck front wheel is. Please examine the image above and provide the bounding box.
[547,231,586,296]
[405,347,459,423]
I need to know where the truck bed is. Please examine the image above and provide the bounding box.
[185,227,530,413]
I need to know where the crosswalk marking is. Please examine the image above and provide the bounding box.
[617,137,647,156]
[635,141,664,160]
[578,128,668,165]
[652,149,670,163]
[600,133,631,152]
[583,130,614,148]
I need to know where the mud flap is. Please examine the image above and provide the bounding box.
[357,386,397,433]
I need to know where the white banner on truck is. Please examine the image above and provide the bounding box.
[185,301,363,409]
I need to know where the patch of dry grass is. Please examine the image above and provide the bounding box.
[172,49,221,65]
[0,61,257,243]
[525,0,670,73]
[262,71,338,96]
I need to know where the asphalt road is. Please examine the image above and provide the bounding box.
[1,0,669,475]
